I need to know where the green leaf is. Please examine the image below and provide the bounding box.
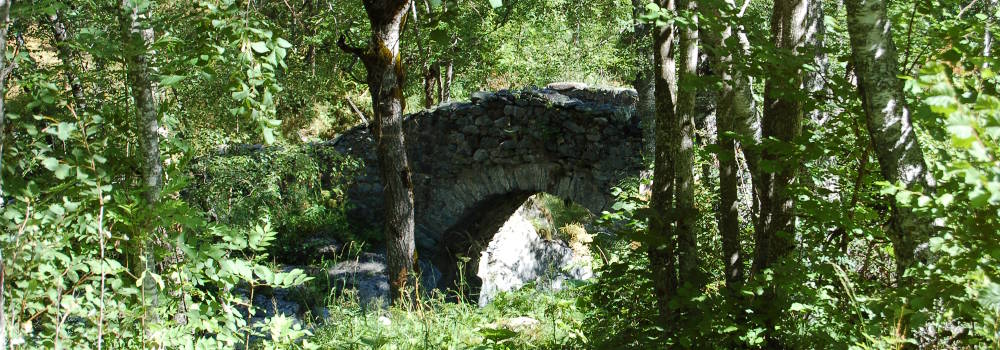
[56,122,76,141]
[488,0,502,8]
[54,163,71,180]
[159,74,185,87]
[42,157,60,171]
[937,193,954,207]
[275,38,292,49]
[42,157,72,179]
[49,203,65,216]
[232,89,250,101]
[250,41,269,53]
[895,190,913,205]
[262,127,275,145]
[789,303,809,312]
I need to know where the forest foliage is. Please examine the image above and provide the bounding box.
[0,0,998,349]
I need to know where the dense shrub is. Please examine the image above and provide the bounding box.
[185,144,366,262]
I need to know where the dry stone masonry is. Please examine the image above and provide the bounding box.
[333,83,643,289]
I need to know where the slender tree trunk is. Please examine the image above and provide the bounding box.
[442,60,453,103]
[696,82,718,184]
[121,0,162,327]
[805,0,829,125]
[340,0,416,302]
[728,19,762,238]
[0,5,9,345]
[648,0,679,331]
[844,0,936,282]
[675,0,701,289]
[845,1,938,343]
[754,0,809,273]
[47,12,86,112]
[986,0,997,96]
[804,0,843,245]
[631,0,656,159]
[753,0,811,345]
[408,0,438,109]
[986,0,996,67]
[434,62,443,103]
[423,62,439,108]
[704,0,745,296]
[121,1,161,207]
[0,0,9,150]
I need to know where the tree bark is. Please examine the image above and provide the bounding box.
[753,0,811,345]
[704,0,748,296]
[121,0,162,327]
[754,0,809,273]
[844,0,936,281]
[121,1,161,206]
[0,5,11,350]
[630,0,656,159]
[0,0,9,150]
[340,0,416,302]
[442,60,453,103]
[423,62,439,108]
[648,0,679,330]
[47,12,86,112]
[675,0,701,289]
[804,0,829,125]
[986,0,996,68]
[985,0,997,96]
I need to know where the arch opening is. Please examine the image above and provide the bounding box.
[433,192,596,305]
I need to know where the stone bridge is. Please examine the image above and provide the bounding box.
[332,83,644,288]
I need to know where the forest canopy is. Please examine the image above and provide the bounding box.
[0,0,999,349]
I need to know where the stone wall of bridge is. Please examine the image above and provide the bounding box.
[332,84,644,288]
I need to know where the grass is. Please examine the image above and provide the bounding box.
[307,282,589,349]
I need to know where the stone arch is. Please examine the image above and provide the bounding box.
[332,84,644,289]
[420,163,615,289]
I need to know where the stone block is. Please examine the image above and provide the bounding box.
[473,149,489,162]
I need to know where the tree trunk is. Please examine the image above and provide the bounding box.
[986,0,997,95]
[804,0,829,125]
[442,60,453,103]
[0,5,11,350]
[0,0,9,150]
[409,0,438,110]
[753,0,811,345]
[987,0,996,67]
[754,0,808,273]
[704,0,746,296]
[675,0,701,289]
[47,12,86,112]
[340,0,416,302]
[727,17,762,239]
[648,0,679,330]
[844,0,936,282]
[423,62,439,108]
[121,0,162,327]
[630,0,656,159]
[121,1,161,207]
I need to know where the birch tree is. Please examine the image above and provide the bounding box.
[120,0,162,326]
[845,0,936,281]
[0,2,11,345]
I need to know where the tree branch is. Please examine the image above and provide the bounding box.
[336,33,367,61]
